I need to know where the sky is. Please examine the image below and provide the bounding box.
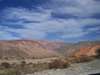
[0,0,100,42]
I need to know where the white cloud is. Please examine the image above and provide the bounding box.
[14,29,47,39]
[0,0,100,41]
[2,8,51,22]
[49,0,100,17]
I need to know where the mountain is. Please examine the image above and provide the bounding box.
[0,40,99,60]
[73,41,100,58]
[62,41,100,63]
[0,40,64,59]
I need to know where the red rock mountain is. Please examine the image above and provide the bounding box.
[74,44,100,58]
[67,41,100,62]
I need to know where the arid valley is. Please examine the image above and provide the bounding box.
[0,40,100,75]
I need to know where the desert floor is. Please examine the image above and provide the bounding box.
[28,59,100,75]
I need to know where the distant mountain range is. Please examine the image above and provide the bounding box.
[0,40,100,60]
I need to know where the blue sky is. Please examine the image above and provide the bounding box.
[0,0,100,42]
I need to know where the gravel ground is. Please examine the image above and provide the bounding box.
[27,59,100,75]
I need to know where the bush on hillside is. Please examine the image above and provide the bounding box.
[49,59,70,69]
[1,62,11,68]
[73,55,94,63]
[95,48,100,58]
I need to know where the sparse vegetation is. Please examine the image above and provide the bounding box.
[74,56,94,63]
[0,58,70,74]
[68,55,95,63]
[20,60,26,67]
[0,40,99,75]
[0,69,18,75]
[1,62,11,68]
[49,59,70,69]
[95,48,100,58]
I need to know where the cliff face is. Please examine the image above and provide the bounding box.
[74,45,100,57]
[68,42,100,62]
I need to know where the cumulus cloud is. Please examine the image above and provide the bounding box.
[0,0,100,42]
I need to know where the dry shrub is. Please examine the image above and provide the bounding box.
[95,48,100,58]
[49,59,70,69]
[1,62,11,68]
[20,61,26,67]
[67,56,77,63]
[31,62,49,72]
[16,62,49,73]
[73,55,94,63]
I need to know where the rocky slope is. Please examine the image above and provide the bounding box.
[70,41,100,61]
[0,40,100,60]
[0,40,64,59]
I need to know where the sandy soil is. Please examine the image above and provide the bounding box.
[0,57,58,64]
